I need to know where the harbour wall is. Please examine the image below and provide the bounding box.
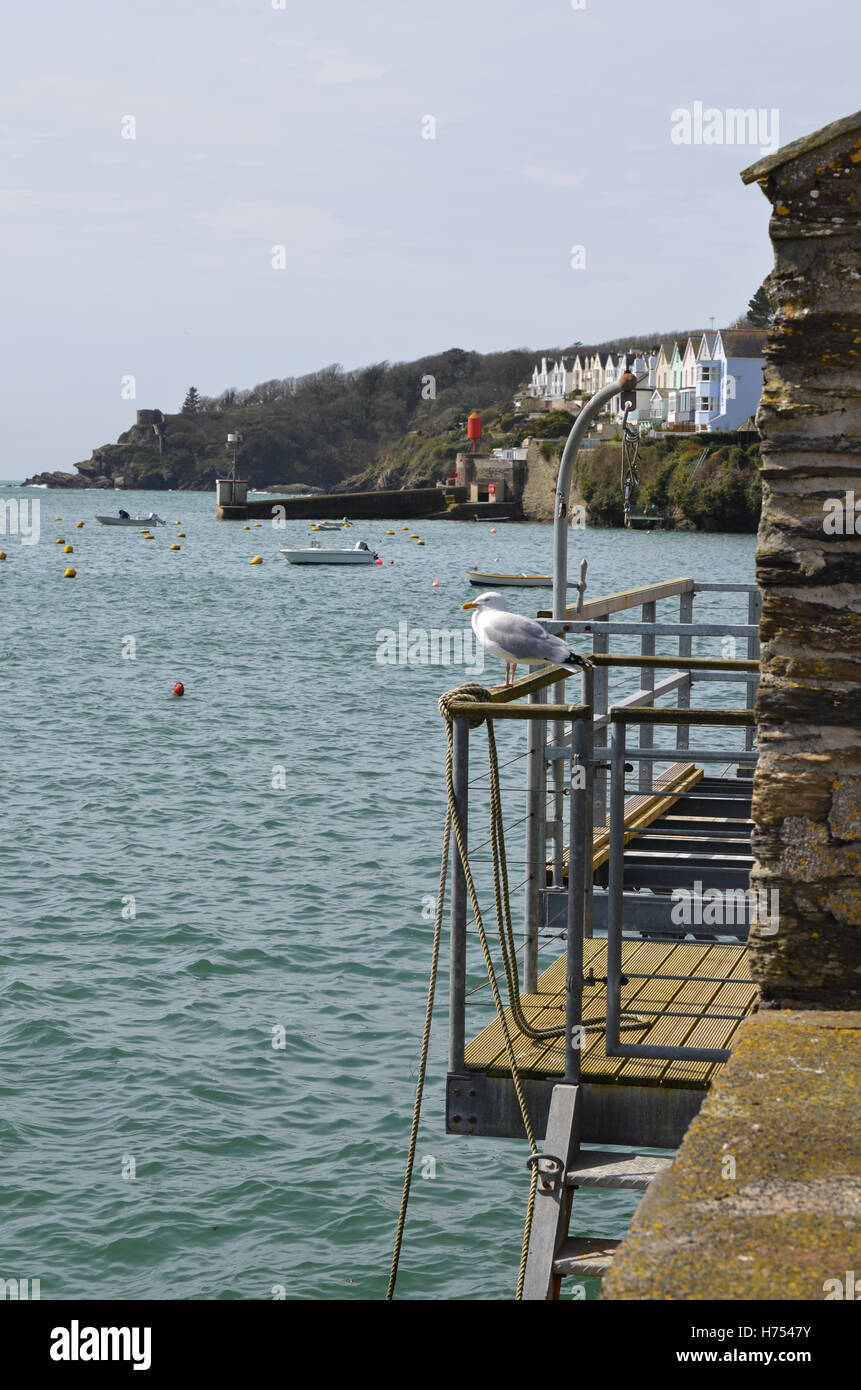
[217,486,468,522]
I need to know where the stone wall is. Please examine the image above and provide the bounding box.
[741,113,861,1009]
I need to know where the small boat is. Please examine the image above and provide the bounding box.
[471,514,510,522]
[311,518,349,531]
[467,570,552,588]
[281,540,378,565]
[96,513,166,527]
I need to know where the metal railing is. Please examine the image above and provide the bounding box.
[445,577,761,1080]
[604,705,757,1065]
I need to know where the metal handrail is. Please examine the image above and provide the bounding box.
[604,708,755,1066]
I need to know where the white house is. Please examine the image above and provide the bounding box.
[527,356,573,401]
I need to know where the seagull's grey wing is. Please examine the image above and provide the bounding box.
[482,612,570,662]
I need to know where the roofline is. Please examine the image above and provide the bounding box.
[740,108,861,183]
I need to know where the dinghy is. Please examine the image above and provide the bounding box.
[466,570,552,588]
[96,513,166,527]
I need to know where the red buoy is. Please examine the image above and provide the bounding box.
[173,682,185,697]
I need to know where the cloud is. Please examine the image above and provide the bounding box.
[521,165,583,189]
[269,39,386,86]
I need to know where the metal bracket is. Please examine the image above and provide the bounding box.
[584,966,628,988]
[526,1152,566,1193]
[583,758,633,772]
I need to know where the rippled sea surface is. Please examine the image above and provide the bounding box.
[0,488,755,1299]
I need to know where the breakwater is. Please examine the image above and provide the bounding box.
[216,486,468,521]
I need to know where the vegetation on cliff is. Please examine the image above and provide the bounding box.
[573,435,761,531]
[29,347,563,493]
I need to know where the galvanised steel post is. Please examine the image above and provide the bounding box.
[565,716,588,1082]
[745,588,761,752]
[605,719,627,1056]
[448,717,469,1074]
[552,379,644,627]
[523,686,546,993]
[639,600,656,792]
[677,589,694,750]
[581,664,595,940]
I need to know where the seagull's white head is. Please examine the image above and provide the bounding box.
[461,591,509,613]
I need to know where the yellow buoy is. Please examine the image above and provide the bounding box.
[410,534,420,539]
[76,521,84,529]
[63,567,76,578]
[385,530,395,535]
[254,522,262,528]
[140,529,149,534]
[243,525,251,530]
[144,533,155,540]
[56,538,65,544]
[64,544,74,553]
[250,555,263,565]
[174,520,181,525]
[170,544,181,550]
[177,532,186,538]
[416,540,425,546]
[55,516,62,521]
[0,551,6,561]
[401,526,409,531]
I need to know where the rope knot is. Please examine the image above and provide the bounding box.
[438,682,494,729]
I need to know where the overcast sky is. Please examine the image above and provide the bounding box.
[1,0,858,479]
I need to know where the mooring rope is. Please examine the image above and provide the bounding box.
[387,684,540,1300]
[387,681,645,1301]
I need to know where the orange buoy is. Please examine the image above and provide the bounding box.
[490,528,497,534]
[173,682,184,697]
[432,580,440,587]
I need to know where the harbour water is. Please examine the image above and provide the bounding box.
[0,488,756,1300]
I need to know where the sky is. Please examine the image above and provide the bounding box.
[1,0,859,479]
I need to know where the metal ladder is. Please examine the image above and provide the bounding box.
[522,1085,673,1300]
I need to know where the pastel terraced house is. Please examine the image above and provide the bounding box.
[527,330,764,430]
[527,356,573,401]
[701,329,766,430]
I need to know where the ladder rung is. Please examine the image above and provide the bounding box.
[565,1150,673,1191]
[553,1237,621,1277]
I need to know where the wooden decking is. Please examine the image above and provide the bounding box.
[465,760,756,1093]
[463,937,756,1090]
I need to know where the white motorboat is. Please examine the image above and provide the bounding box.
[96,513,166,527]
[281,540,378,565]
[311,519,349,531]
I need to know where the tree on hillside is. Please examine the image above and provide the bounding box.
[182,386,202,415]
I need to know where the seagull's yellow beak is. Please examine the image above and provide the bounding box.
[461,601,477,610]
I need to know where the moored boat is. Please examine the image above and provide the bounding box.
[467,570,552,587]
[96,513,166,527]
[281,540,378,565]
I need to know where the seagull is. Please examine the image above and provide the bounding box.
[462,591,590,688]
